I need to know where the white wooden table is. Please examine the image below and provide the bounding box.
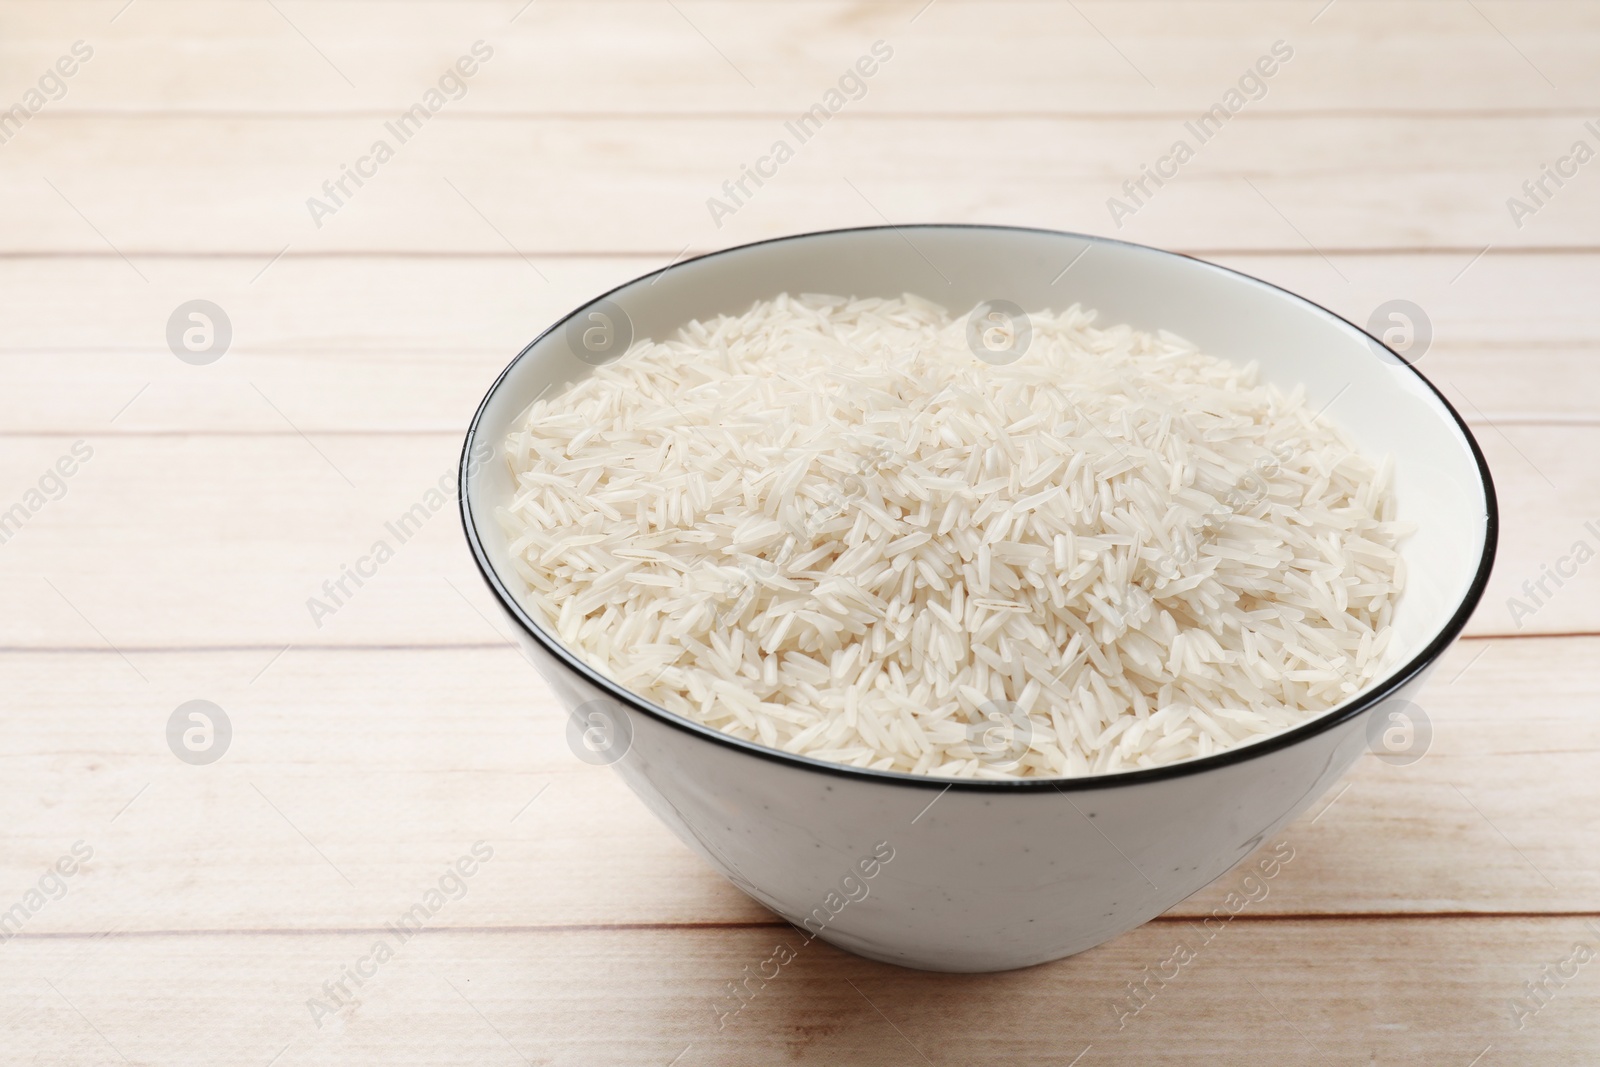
[2,2,1597,1063]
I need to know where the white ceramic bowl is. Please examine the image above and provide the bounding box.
[460,225,1496,973]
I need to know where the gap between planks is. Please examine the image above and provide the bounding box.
[8,910,1600,942]
[0,414,1585,436]
[0,632,1554,656]
[28,108,1600,121]
[3,247,1600,261]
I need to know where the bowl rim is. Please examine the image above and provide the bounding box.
[459,223,1499,793]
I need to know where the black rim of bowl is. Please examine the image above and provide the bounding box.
[460,223,1499,793]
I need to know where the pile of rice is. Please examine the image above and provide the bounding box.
[498,294,1408,779]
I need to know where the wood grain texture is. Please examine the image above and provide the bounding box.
[0,113,1591,254]
[0,0,1594,1062]
[0,251,1594,431]
[0,419,1586,646]
[1,920,1595,1065]
[2,0,1592,114]
[0,636,1595,935]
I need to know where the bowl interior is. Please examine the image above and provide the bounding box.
[463,225,1493,770]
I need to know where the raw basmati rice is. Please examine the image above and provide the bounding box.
[497,294,1408,779]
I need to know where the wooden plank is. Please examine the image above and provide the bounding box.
[1,637,1594,935]
[0,113,1590,254]
[0,414,1585,645]
[7,341,1596,438]
[0,919,1592,1064]
[1,1,1591,115]
[0,251,1594,434]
